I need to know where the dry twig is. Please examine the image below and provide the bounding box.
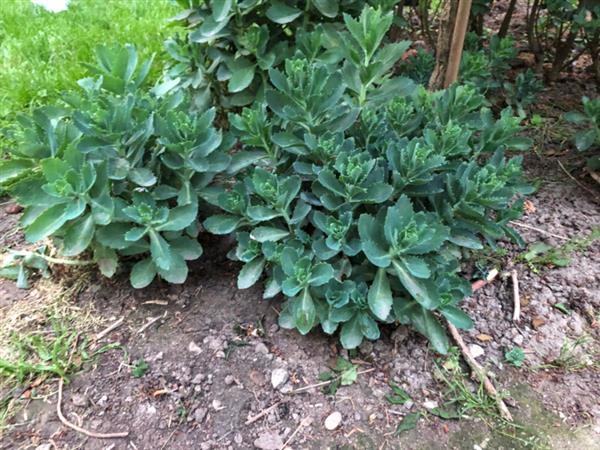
[57,378,129,438]
[510,269,521,322]
[445,276,513,421]
[509,221,570,241]
[136,312,167,334]
[557,160,600,201]
[446,323,513,421]
[285,368,375,395]
[245,400,286,425]
[95,317,124,341]
[281,417,311,449]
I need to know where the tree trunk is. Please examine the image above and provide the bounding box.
[429,0,460,90]
[498,0,517,38]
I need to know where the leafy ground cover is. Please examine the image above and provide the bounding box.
[0,0,599,448]
[0,0,179,127]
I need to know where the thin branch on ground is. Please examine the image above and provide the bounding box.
[446,323,513,422]
[285,368,375,395]
[95,317,124,341]
[511,269,521,322]
[509,221,570,241]
[245,400,286,425]
[136,312,167,334]
[57,378,129,439]
[557,160,600,202]
[281,417,311,449]
[446,276,513,422]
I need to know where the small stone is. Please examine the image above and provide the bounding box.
[423,400,438,410]
[192,373,205,384]
[5,203,24,214]
[234,432,243,444]
[254,431,284,450]
[71,393,88,407]
[469,344,485,359]
[324,411,342,430]
[224,375,235,385]
[189,341,202,354]
[271,368,289,389]
[255,342,269,355]
[212,399,224,410]
[358,340,373,355]
[193,407,208,423]
[391,325,410,344]
[513,334,524,345]
[35,444,51,450]
[200,443,211,450]
[97,395,108,407]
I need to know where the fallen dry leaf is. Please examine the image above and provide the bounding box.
[532,317,545,330]
[523,200,536,214]
[476,334,494,342]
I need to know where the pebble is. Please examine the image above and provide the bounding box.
[271,368,289,389]
[193,407,208,423]
[513,334,524,345]
[391,325,410,344]
[358,340,373,354]
[71,393,88,407]
[212,399,223,410]
[35,445,52,450]
[423,400,438,410]
[255,342,269,355]
[224,375,235,385]
[324,411,342,430]
[192,373,205,384]
[254,431,284,450]
[469,344,485,359]
[188,341,202,354]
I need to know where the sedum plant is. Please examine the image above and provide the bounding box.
[565,96,600,171]
[203,7,533,353]
[0,45,231,287]
[164,0,401,111]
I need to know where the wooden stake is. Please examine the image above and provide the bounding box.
[444,0,473,87]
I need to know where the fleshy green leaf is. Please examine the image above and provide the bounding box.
[238,257,266,289]
[368,268,393,320]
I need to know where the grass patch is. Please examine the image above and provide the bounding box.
[0,270,108,431]
[0,0,179,127]
[435,348,550,449]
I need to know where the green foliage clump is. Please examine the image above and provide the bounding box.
[164,0,401,111]
[203,8,533,353]
[565,96,600,170]
[0,46,232,288]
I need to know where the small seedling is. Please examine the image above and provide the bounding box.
[131,359,149,378]
[519,228,600,273]
[395,412,420,434]
[553,303,572,315]
[318,357,358,395]
[386,384,412,405]
[504,347,526,368]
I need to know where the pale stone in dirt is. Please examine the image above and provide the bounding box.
[188,341,202,354]
[254,431,284,449]
[324,411,342,430]
[469,344,485,358]
[271,368,289,389]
